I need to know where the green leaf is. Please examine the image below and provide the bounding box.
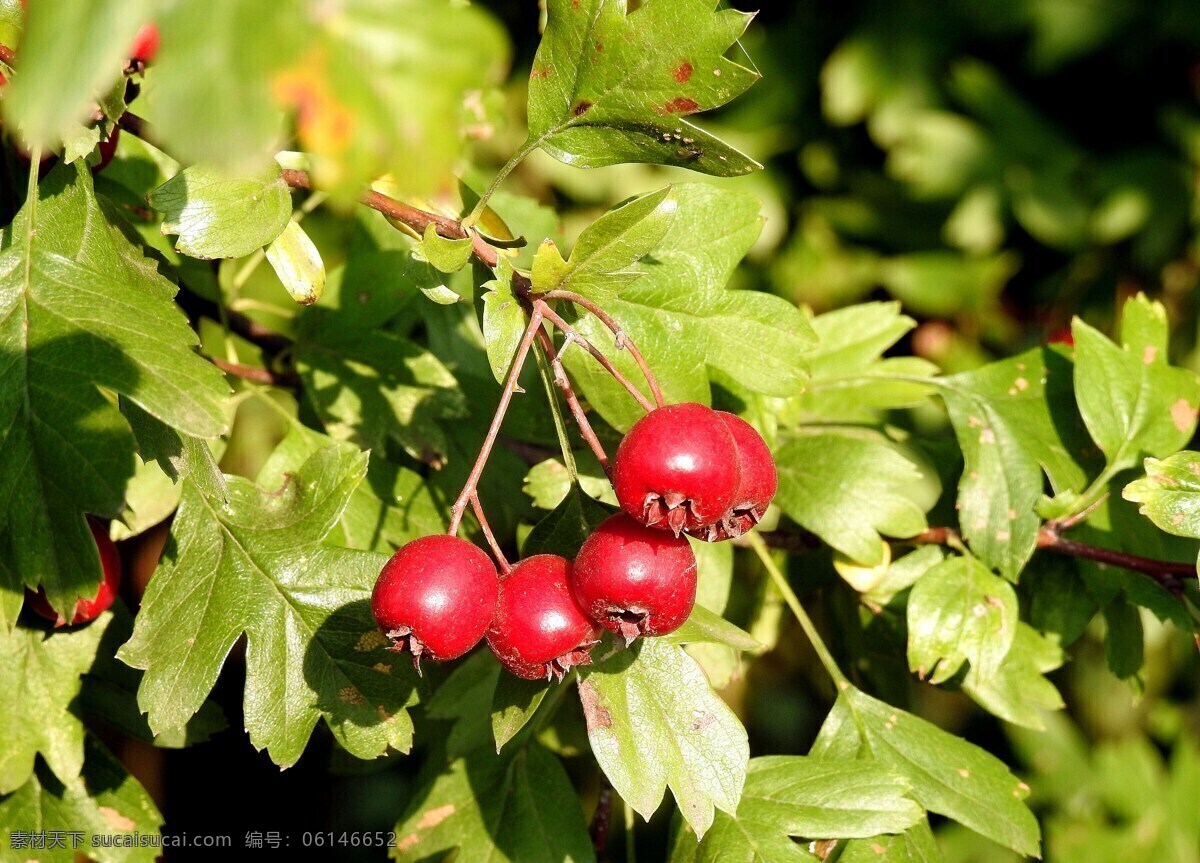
[149,165,293,260]
[800,302,937,420]
[122,400,227,503]
[0,619,107,794]
[527,0,760,176]
[258,424,443,553]
[393,743,595,863]
[1073,294,1200,472]
[683,756,922,863]
[962,623,1065,730]
[664,604,761,652]
[938,346,1092,580]
[0,736,163,863]
[523,486,614,559]
[531,187,677,303]
[1123,451,1200,540]
[0,0,146,151]
[266,220,326,305]
[775,433,931,566]
[482,264,529,384]
[578,638,748,837]
[1102,597,1144,681]
[523,457,616,510]
[146,0,508,199]
[564,184,813,430]
[0,164,229,614]
[838,820,944,863]
[491,675,550,753]
[296,306,467,468]
[413,224,475,274]
[906,555,1018,685]
[812,686,1040,857]
[117,448,419,768]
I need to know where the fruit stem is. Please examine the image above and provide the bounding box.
[535,327,612,475]
[537,289,665,409]
[447,306,545,535]
[469,492,510,573]
[535,300,655,413]
[624,796,637,863]
[533,340,581,480]
[745,532,851,691]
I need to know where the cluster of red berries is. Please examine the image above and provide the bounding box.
[26,519,122,627]
[371,403,776,681]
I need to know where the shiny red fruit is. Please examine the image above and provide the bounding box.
[690,412,777,542]
[487,555,600,681]
[371,535,499,667]
[28,519,121,627]
[92,127,119,174]
[129,23,160,65]
[612,403,740,535]
[573,514,697,644]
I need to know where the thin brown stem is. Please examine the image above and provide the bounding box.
[0,44,15,67]
[535,300,655,413]
[447,308,545,535]
[469,492,510,574]
[208,356,299,387]
[589,783,614,856]
[910,525,1192,596]
[534,328,611,475]
[537,289,665,408]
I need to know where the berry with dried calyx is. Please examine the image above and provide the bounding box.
[487,554,600,681]
[573,513,697,644]
[129,23,160,67]
[612,402,740,535]
[28,519,121,627]
[371,534,499,669]
[690,412,777,542]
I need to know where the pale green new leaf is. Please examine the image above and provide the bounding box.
[266,220,326,305]
[527,0,760,175]
[491,675,550,753]
[531,187,676,303]
[775,433,931,566]
[938,346,1091,580]
[0,619,106,794]
[564,184,813,430]
[837,821,944,863]
[1073,294,1200,473]
[906,556,1018,685]
[663,605,760,652]
[482,263,529,384]
[682,757,923,863]
[812,686,1040,857]
[578,638,749,837]
[1123,451,1200,539]
[149,165,293,260]
[393,744,595,863]
[118,448,419,768]
[413,224,474,274]
[523,457,616,510]
[0,164,229,614]
[0,737,163,863]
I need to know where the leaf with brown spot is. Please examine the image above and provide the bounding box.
[526,0,761,176]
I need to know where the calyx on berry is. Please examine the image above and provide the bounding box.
[487,554,600,681]
[573,513,697,645]
[689,412,777,542]
[28,518,121,627]
[612,402,740,536]
[371,534,499,668]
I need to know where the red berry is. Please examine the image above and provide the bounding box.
[129,23,160,65]
[612,403,740,535]
[1048,326,1074,347]
[573,513,697,644]
[487,555,600,681]
[92,127,119,174]
[690,412,777,542]
[371,535,499,667]
[28,519,121,627]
